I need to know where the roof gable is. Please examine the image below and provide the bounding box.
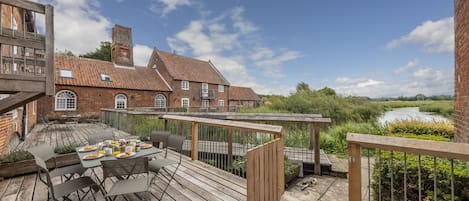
[155,50,230,85]
[229,86,260,101]
[54,54,172,92]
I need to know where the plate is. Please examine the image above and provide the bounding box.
[78,146,98,152]
[83,153,104,160]
[140,143,153,149]
[116,152,136,159]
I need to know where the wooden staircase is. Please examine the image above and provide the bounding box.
[0,0,54,114]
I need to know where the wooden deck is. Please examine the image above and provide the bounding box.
[2,124,247,201]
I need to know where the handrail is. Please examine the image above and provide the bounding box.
[347,133,469,161]
[163,114,284,135]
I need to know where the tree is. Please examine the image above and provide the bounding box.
[56,49,75,56]
[318,87,337,96]
[79,41,111,61]
[296,82,311,93]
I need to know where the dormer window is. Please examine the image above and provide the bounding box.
[101,73,112,82]
[59,69,73,78]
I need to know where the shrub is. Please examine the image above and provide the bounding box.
[387,120,454,139]
[326,122,385,155]
[54,143,82,154]
[134,116,164,139]
[0,151,34,163]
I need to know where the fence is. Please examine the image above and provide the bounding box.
[347,133,469,201]
[101,108,332,175]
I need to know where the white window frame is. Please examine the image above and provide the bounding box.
[181,81,189,90]
[181,98,190,108]
[55,90,77,111]
[218,100,224,107]
[59,69,73,78]
[202,83,209,93]
[101,73,112,82]
[218,84,224,92]
[201,100,209,108]
[12,18,18,30]
[154,94,166,108]
[115,94,127,109]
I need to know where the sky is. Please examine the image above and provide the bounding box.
[35,0,455,98]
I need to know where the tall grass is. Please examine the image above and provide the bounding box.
[387,120,454,138]
[376,100,454,118]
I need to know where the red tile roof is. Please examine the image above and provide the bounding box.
[156,50,230,85]
[229,86,260,101]
[54,54,171,91]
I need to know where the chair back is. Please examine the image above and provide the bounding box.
[168,135,185,152]
[150,131,170,148]
[28,144,56,161]
[88,130,114,145]
[32,154,56,196]
[101,157,149,180]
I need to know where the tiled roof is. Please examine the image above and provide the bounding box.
[229,86,260,101]
[156,50,230,85]
[54,54,171,91]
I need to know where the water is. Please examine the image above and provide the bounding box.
[378,107,449,125]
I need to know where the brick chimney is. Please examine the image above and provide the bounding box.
[111,24,133,66]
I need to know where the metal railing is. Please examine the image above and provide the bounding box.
[347,133,469,201]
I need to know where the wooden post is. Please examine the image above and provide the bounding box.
[227,128,233,167]
[191,122,199,160]
[348,143,361,201]
[44,5,54,96]
[164,119,168,131]
[274,131,285,198]
[309,123,314,150]
[313,123,321,175]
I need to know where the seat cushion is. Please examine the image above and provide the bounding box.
[148,159,178,173]
[106,177,150,196]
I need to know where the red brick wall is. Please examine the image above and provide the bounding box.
[0,114,13,155]
[37,86,170,119]
[455,0,469,142]
[150,53,229,108]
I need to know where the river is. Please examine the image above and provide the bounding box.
[378,107,450,125]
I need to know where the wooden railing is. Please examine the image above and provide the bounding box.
[162,115,285,201]
[246,138,284,201]
[347,133,469,201]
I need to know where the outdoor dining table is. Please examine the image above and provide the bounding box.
[76,145,162,169]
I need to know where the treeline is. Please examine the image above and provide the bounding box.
[251,82,385,124]
[374,94,453,101]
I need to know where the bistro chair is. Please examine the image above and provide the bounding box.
[101,157,152,201]
[148,134,185,200]
[28,144,87,183]
[32,150,101,201]
[150,131,170,150]
[88,130,114,145]
[40,117,57,132]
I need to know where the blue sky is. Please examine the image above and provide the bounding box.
[38,0,454,97]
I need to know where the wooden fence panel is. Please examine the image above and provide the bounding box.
[247,138,284,201]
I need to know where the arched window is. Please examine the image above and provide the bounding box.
[55,90,77,111]
[155,94,166,108]
[115,94,127,109]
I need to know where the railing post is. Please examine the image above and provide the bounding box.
[227,128,233,167]
[191,121,199,160]
[275,130,285,199]
[310,123,321,175]
[348,143,361,201]
[164,119,168,131]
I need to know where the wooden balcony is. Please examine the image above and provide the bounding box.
[0,0,54,114]
[200,89,215,99]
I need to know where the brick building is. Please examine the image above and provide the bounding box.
[229,86,260,109]
[148,50,230,111]
[454,0,469,142]
[37,25,172,119]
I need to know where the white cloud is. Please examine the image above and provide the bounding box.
[395,58,420,75]
[150,0,190,16]
[386,17,454,53]
[166,6,300,95]
[36,0,111,55]
[133,44,153,66]
[334,67,453,98]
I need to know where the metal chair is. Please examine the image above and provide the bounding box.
[150,131,170,149]
[101,157,152,201]
[32,150,101,201]
[148,135,185,200]
[28,144,87,182]
[88,130,114,145]
[40,117,57,132]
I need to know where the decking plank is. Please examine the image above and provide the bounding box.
[1,176,24,201]
[15,174,36,201]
